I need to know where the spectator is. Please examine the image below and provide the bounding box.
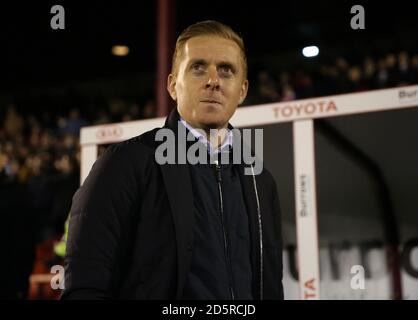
[255,70,280,103]
[347,66,366,92]
[3,104,24,138]
[397,51,412,85]
[375,58,389,88]
[335,57,350,93]
[363,56,376,89]
[60,109,88,136]
[142,99,156,118]
[411,54,418,83]
[281,84,296,101]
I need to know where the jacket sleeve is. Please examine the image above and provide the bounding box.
[61,143,142,299]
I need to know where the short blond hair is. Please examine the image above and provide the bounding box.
[171,20,247,79]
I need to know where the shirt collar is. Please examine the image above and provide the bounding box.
[180,117,233,155]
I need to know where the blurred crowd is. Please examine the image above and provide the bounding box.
[0,50,417,299]
[246,51,418,105]
[0,98,156,299]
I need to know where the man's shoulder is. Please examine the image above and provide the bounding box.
[79,127,166,189]
[92,127,163,174]
[108,127,161,155]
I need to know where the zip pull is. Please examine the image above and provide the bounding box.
[214,160,222,183]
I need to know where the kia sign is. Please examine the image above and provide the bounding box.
[95,125,124,143]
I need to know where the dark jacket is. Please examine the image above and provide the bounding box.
[61,109,284,300]
[183,156,253,300]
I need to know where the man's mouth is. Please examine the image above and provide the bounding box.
[201,99,222,105]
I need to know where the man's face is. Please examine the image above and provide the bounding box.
[167,36,248,130]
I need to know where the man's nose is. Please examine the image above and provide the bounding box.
[205,68,220,90]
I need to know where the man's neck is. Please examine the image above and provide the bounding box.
[179,117,231,150]
[203,127,228,149]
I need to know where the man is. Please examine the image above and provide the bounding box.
[62,20,283,300]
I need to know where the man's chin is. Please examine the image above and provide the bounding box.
[193,120,221,130]
[193,112,227,130]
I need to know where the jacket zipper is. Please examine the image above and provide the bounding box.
[251,164,263,300]
[214,160,235,300]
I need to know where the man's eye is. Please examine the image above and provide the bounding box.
[191,64,204,72]
[219,65,233,75]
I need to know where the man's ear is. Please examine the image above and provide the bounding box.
[167,74,177,101]
[238,79,249,105]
